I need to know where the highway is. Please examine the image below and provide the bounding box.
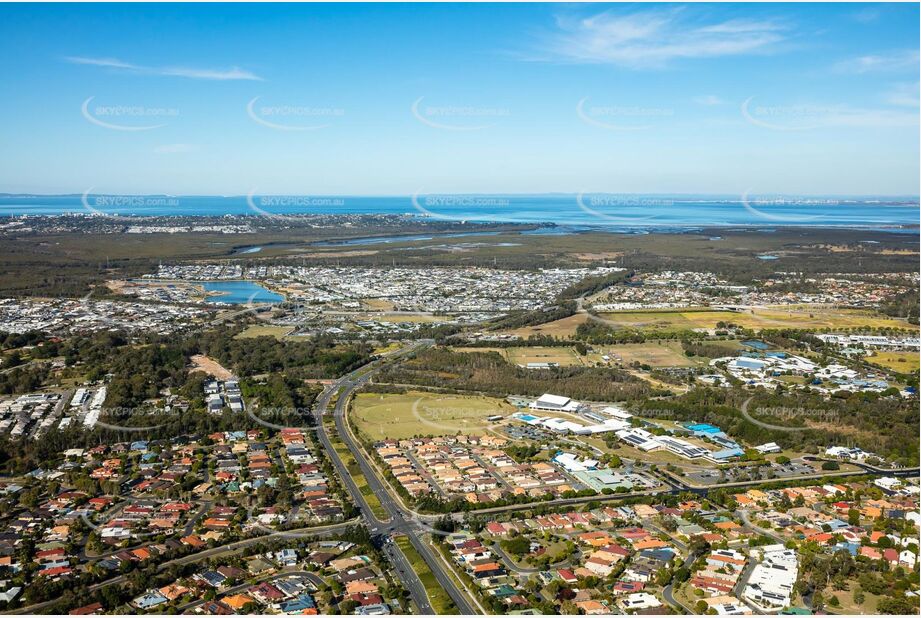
[313,340,479,615]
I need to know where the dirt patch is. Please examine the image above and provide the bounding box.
[105,279,129,294]
[572,251,624,261]
[189,354,233,380]
[299,250,380,258]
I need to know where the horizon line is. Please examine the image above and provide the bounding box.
[3,192,919,200]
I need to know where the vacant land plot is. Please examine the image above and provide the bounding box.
[596,306,911,332]
[505,346,585,367]
[234,324,293,339]
[867,351,920,374]
[351,391,513,440]
[506,312,589,339]
[361,298,395,311]
[188,354,233,380]
[449,346,507,356]
[589,341,695,367]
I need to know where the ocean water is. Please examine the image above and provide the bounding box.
[0,194,918,232]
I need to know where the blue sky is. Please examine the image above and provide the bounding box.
[0,2,918,196]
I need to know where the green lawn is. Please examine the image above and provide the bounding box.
[327,430,389,520]
[351,391,513,439]
[394,535,458,614]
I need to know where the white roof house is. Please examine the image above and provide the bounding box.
[619,593,662,610]
[743,546,798,610]
[874,477,903,492]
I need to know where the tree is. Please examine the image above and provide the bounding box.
[848,508,860,526]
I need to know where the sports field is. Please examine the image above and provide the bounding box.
[351,391,514,439]
[595,306,910,332]
[505,346,585,366]
[867,351,920,374]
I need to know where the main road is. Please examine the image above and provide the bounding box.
[313,340,478,615]
[311,341,918,615]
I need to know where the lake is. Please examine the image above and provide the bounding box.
[201,281,284,304]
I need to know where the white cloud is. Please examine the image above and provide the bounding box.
[693,95,725,106]
[849,8,880,23]
[741,97,918,130]
[884,82,920,108]
[833,50,919,74]
[65,56,262,81]
[65,56,139,70]
[533,7,788,69]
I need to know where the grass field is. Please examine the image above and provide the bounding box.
[373,342,404,355]
[394,535,458,614]
[867,351,920,374]
[351,391,513,439]
[234,324,293,339]
[449,346,507,356]
[588,341,696,367]
[505,346,585,367]
[596,306,911,332]
[506,312,589,338]
[362,298,395,311]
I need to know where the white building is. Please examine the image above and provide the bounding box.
[615,428,663,452]
[529,393,582,413]
[742,545,798,610]
[539,417,585,433]
[553,452,599,472]
[874,477,903,493]
[600,405,632,420]
[576,418,632,435]
[754,442,782,454]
